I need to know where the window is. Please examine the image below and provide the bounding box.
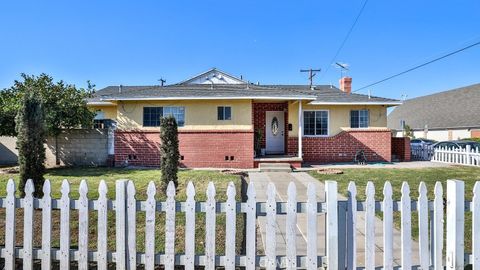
[143,106,185,127]
[303,110,328,136]
[350,110,369,128]
[217,106,232,120]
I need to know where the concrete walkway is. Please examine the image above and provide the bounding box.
[249,171,420,268]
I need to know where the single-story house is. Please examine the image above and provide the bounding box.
[388,83,480,141]
[88,68,401,168]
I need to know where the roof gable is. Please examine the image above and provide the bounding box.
[178,68,246,85]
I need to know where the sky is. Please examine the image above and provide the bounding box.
[0,0,479,100]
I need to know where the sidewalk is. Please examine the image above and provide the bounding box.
[249,171,420,268]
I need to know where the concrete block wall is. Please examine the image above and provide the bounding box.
[0,129,110,167]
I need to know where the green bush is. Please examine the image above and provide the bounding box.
[159,115,179,191]
[461,137,480,143]
[15,92,46,197]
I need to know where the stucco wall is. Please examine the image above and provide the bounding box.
[90,105,118,120]
[288,101,388,137]
[393,128,473,141]
[113,100,253,131]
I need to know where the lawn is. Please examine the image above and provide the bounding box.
[0,167,246,255]
[309,166,480,252]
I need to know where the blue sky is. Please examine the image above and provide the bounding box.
[1,1,479,100]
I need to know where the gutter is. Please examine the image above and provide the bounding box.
[308,101,402,105]
[101,96,317,101]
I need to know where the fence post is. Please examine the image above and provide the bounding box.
[325,181,338,270]
[116,180,128,270]
[446,180,465,270]
[337,200,347,270]
[466,145,471,165]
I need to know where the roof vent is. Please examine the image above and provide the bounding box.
[119,85,123,93]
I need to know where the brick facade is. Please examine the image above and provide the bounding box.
[287,129,392,163]
[252,102,289,152]
[391,137,411,162]
[115,130,254,168]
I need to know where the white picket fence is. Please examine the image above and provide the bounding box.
[1,178,480,269]
[410,144,434,161]
[432,145,480,166]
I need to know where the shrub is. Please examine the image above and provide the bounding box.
[15,92,46,197]
[159,115,179,191]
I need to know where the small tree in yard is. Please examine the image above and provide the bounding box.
[160,115,179,191]
[16,92,46,197]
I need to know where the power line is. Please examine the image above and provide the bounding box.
[324,0,369,75]
[353,40,480,93]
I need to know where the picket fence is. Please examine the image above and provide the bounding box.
[1,178,480,270]
[431,145,480,166]
[410,145,434,161]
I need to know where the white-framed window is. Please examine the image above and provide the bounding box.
[217,106,232,120]
[303,110,329,136]
[143,106,185,127]
[350,109,369,128]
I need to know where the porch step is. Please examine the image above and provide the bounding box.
[258,163,292,172]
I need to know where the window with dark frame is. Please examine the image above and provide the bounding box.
[350,109,369,128]
[217,106,232,120]
[303,110,328,136]
[143,106,185,127]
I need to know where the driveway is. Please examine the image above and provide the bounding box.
[249,171,420,268]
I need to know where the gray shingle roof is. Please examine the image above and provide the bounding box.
[89,84,399,104]
[388,83,480,130]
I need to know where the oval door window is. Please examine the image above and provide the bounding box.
[271,116,279,136]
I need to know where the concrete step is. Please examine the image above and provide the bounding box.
[258,163,292,172]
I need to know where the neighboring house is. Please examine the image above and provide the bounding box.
[88,68,400,168]
[388,83,480,141]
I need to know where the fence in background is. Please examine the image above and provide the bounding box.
[432,145,480,166]
[410,144,434,161]
[1,178,479,269]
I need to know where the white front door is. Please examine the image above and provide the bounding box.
[265,111,285,154]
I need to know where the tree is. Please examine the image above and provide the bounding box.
[404,124,414,139]
[160,115,179,191]
[16,91,46,197]
[0,73,95,137]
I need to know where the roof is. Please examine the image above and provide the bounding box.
[89,84,400,104]
[388,83,480,130]
[88,68,400,105]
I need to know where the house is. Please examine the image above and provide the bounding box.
[388,83,480,141]
[88,68,401,168]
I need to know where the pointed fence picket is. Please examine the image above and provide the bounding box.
[1,178,480,269]
[383,182,393,270]
[365,182,376,270]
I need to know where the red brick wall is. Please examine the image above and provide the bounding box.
[391,137,411,162]
[288,130,392,163]
[252,102,288,152]
[115,130,254,168]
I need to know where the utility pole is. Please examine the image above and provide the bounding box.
[300,68,321,87]
[158,78,166,86]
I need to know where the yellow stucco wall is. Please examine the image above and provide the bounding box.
[113,99,253,131]
[288,101,388,137]
[89,105,118,120]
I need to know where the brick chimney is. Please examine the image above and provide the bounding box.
[339,77,352,94]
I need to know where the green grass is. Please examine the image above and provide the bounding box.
[0,167,246,254]
[309,166,480,252]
